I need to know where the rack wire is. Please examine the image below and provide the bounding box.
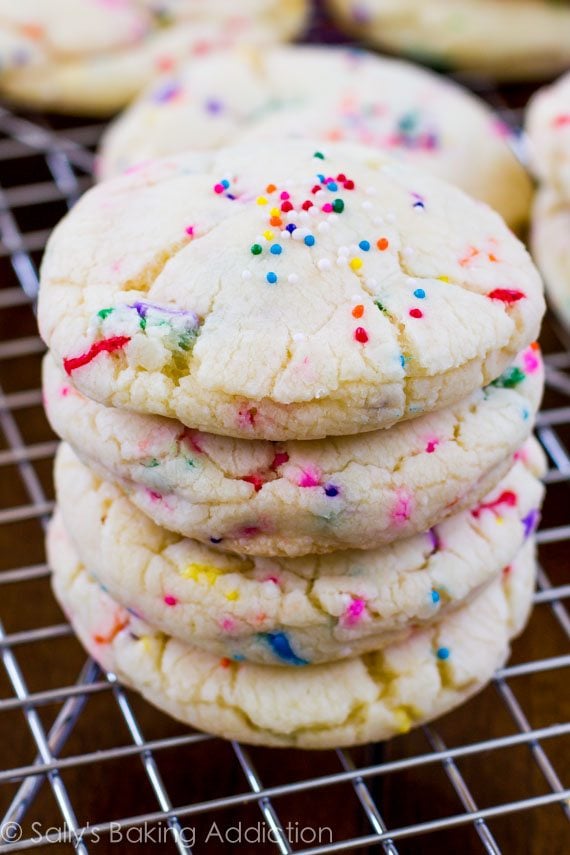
[0,15,568,855]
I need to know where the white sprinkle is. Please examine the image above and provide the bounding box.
[366,278,378,288]
[336,256,348,266]
[280,230,291,240]
[318,258,331,271]
[317,221,330,233]
[293,332,305,342]
[288,273,299,284]
[373,216,384,226]
[386,212,396,222]
[351,294,361,302]
[403,246,415,257]
[366,186,377,195]
[242,270,252,280]
[362,201,373,210]
[338,246,349,256]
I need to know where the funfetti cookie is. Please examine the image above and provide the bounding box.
[38,143,545,441]
[98,46,532,230]
[0,0,307,115]
[44,346,544,556]
[49,514,537,749]
[326,0,570,81]
[531,190,570,331]
[53,441,544,666]
[526,71,570,201]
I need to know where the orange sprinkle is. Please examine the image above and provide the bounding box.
[266,183,277,194]
[377,238,389,251]
[219,657,231,668]
[270,216,283,227]
[93,615,129,645]
[352,304,364,319]
[22,22,44,39]
[530,341,540,351]
[488,253,498,262]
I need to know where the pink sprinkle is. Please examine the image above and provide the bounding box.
[237,406,257,429]
[214,183,225,194]
[322,203,333,213]
[298,466,321,488]
[425,439,439,454]
[221,617,236,632]
[146,489,162,502]
[164,595,178,607]
[239,526,261,538]
[280,191,290,200]
[553,114,570,128]
[392,491,413,526]
[185,225,195,236]
[343,597,366,627]
[271,451,289,470]
[60,386,71,397]
[523,350,540,374]
[264,575,280,586]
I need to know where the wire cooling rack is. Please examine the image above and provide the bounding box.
[0,20,569,855]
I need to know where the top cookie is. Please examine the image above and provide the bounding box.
[326,0,570,81]
[526,71,570,200]
[0,0,307,115]
[98,46,532,230]
[39,142,544,441]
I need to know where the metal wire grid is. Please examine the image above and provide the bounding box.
[0,92,566,855]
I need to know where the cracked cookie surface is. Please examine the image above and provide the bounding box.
[98,45,531,229]
[326,0,570,81]
[53,441,544,666]
[0,0,306,115]
[44,346,544,555]
[48,514,537,748]
[39,142,544,440]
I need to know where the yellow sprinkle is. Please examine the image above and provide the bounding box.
[256,196,268,205]
[270,207,280,217]
[263,230,274,241]
[181,563,222,585]
[350,257,363,271]
[438,275,449,282]
[496,516,504,525]
[393,708,412,734]
[139,635,153,653]
[225,590,240,602]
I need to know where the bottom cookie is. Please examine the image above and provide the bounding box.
[49,522,536,749]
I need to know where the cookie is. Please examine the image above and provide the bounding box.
[0,1,307,115]
[526,71,570,201]
[531,190,570,331]
[38,142,545,441]
[326,0,570,81]
[53,441,544,665]
[48,515,537,748]
[97,46,532,230]
[44,346,544,556]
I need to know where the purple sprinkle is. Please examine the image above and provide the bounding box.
[205,98,224,114]
[428,527,441,551]
[129,301,199,324]
[522,509,540,538]
[153,81,181,104]
[324,484,339,497]
[210,536,223,544]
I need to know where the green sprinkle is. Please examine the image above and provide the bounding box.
[314,151,325,159]
[332,199,345,213]
[97,308,115,320]
[491,366,526,389]
[186,458,197,469]
[143,458,160,468]
[139,316,147,331]
[251,243,263,255]
[374,299,388,314]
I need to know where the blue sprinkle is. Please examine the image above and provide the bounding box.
[400,355,406,368]
[232,654,246,662]
[521,407,530,421]
[436,647,450,660]
[431,590,441,604]
[359,240,371,252]
[261,632,309,665]
[286,224,297,233]
[324,484,339,497]
[270,244,282,255]
[327,182,338,192]
[210,537,223,544]
[413,201,425,209]
[304,235,316,247]
[413,288,426,299]
[267,272,278,285]
[221,179,230,189]
[317,173,326,183]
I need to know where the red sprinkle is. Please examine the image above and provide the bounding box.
[63,336,131,376]
[302,200,313,211]
[344,180,355,190]
[311,184,322,194]
[472,490,517,518]
[409,308,423,319]
[488,289,525,303]
[219,657,231,668]
[281,201,293,212]
[354,327,369,343]
[241,474,264,492]
[164,595,178,607]
[271,451,289,470]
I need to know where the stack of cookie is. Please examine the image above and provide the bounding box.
[526,73,570,331]
[40,140,546,748]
